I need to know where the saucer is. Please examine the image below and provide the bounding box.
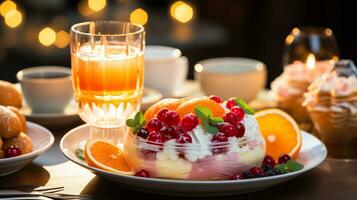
[60,126,327,196]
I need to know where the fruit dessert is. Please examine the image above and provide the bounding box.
[124,96,266,180]
[271,60,334,123]
[303,60,357,158]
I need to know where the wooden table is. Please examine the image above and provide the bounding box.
[1,124,356,200]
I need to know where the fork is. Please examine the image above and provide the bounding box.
[0,189,92,200]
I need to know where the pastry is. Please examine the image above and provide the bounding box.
[271,60,333,123]
[0,137,3,158]
[2,132,33,155]
[0,105,23,139]
[0,80,22,108]
[303,60,357,158]
[8,106,27,133]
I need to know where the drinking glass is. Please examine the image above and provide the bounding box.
[70,21,145,141]
[283,26,339,66]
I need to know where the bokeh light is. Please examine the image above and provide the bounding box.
[88,0,106,12]
[55,30,70,49]
[39,27,56,46]
[130,8,148,25]
[170,1,194,23]
[4,9,22,28]
[0,0,16,17]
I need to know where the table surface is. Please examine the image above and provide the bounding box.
[1,123,357,200]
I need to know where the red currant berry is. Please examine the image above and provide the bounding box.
[229,173,243,180]
[230,106,245,121]
[164,110,180,126]
[135,169,150,178]
[249,167,264,177]
[223,112,239,125]
[4,146,21,158]
[219,123,238,137]
[147,131,165,144]
[278,154,291,164]
[157,108,169,122]
[226,98,236,109]
[179,113,199,132]
[147,118,162,132]
[209,95,223,103]
[236,123,245,138]
[176,133,192,144]
[137,128,149,139]
[211,132,229,143]
[263,155,276,168]
[160,126,179,141]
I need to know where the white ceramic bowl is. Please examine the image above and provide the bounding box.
[0,122,54,177]
[60,125,327,196]
[195,57,267,101]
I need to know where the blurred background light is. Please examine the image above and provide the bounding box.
[4,9,22,28]
[39,27,56,46]
[88,0,106,12]
[170,1,194,23]
[130,8,148,25]
[55,30,70,49]
[0,0,16,17]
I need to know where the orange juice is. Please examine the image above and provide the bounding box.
[71,44,144,127]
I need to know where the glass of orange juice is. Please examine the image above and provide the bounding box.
[70,21,145,135]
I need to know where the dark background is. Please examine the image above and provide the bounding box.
[0,0,356,86]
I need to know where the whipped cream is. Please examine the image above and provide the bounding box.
[157,114,263,162]
[303,72,357,112]
[272,60,334,98]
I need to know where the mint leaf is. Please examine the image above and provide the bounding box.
[126,119,137,128]
[235,97,255,114]
[285,160,304,172]
[275,164,288,174]
[194,106,212,119]
[135,111,145,126]
[202,119,219,134]
[210,117,224,125]
[75,148,85,161]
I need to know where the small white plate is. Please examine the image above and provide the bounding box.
[0,122,55,177]
[60,125,327,196]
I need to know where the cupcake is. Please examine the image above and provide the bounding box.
[271,60,334,123]
[303,60,357,158]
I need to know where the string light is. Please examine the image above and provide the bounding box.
[55,30,70,49]
[130,8,148,25]
[39,27,56,46]
[88,0,106,12]
[170,1,194,23]
[0,0,16,17]
[4,9,22,28]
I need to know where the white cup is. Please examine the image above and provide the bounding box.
[144,46,188,97]
[16,66,73,113]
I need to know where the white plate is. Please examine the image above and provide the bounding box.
[60,125,327,196]
[16,83,162,127]
[0,122,55,177]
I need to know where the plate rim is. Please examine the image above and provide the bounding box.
[60,124,327,184]
[0,121,55,164]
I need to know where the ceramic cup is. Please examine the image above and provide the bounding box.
[17,66,73,113]
[194,57,267,101]
[144,45,188,97]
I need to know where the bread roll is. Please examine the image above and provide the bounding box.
[2,132,32,155]
[0,105,23,139]
[8,106,27,133]
[0,81,22,108]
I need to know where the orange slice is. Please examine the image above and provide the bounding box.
[176,96,225,118]
[144,98,187,121]
[254,108,302,160]
[85,140,134,175]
